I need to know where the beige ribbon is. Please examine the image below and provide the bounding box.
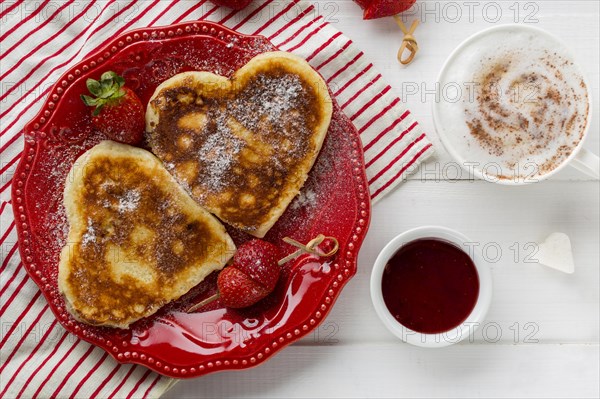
[278,234,339,265]
[393,16,419,65]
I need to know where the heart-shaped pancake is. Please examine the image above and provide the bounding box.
[59,141,235,329]
[145,51,332,237]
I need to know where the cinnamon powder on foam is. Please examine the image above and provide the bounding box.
[465,49,588,176]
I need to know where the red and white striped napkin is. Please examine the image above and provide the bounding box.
[0,1,433,397]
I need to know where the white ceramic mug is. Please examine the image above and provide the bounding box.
[433,24,599,184]
[370,226,492,348]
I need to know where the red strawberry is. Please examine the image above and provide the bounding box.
[232,239,280,291]
[218,239,281,308]
[81,71,144,145]
[354,0,371,9]
[354,0,416,20]
[210,0,253,10]
[218,267,270,308]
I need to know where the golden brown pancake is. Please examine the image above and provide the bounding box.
[146,51,332,238]
[58,141,235,329]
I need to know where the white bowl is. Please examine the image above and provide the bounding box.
[370,226,492,348]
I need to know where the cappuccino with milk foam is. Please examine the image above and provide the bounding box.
[436,28,589,181]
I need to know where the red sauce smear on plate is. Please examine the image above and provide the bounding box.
[381,238,479,334]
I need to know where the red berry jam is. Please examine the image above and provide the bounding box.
[381,238,479,334]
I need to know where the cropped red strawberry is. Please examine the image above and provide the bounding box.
[210,0,253,10]
[354,0,416,20]
[218,239,281,308]
[354,0,371,8]
[81,71,144,145]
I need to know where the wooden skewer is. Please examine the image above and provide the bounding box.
[278,234,339,265]
[187,292,220,313]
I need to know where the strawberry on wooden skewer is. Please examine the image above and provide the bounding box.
[218,239,281,308]
[353,0,420,65]
[81,71,145,145]
[188,235,339,311]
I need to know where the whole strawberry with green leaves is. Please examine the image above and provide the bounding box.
[81,71,145,145]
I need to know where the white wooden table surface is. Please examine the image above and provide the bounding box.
[167,1,600,397]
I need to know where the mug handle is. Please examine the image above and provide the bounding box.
[570,148,600,179]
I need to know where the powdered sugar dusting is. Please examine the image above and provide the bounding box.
[256,74,301,122]
[272,112,349,237]
[291,188,317,210]
[228,74,306,142]
[198,110,244,193]
[81,218,96,246]
[29,135,104,259]
[117,189,141,213]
